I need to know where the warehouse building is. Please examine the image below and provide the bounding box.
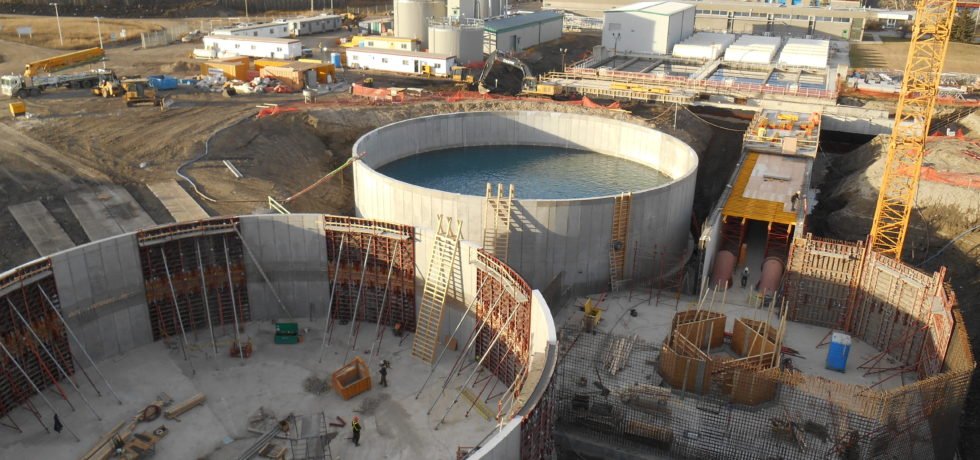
[202,35,304,60]
[212,21,291,38]
[545,0,876,40]
[483,11,564,53]
[602,1,696,56]
[345,48,456,76]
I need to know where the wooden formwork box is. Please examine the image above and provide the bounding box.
[731,318,777,357]
[332,357,372,400]
[674,313,727,350]
[729,366,778,405]
[658,344,712,395]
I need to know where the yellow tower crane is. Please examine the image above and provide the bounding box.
[868,0,957,259]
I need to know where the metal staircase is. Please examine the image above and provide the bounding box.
[482,183,514,262]
[412,216,463,364]
[609,192,632,291]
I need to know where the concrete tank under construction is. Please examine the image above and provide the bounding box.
[395,0,447,48]
[352,111,700,298]
[428,18,484,65]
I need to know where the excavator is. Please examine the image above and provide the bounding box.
[458,50,570,98]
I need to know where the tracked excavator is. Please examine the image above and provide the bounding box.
[463,51,569,98]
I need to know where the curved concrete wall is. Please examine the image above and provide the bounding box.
[0,214,555,460]
[353,111,699,297]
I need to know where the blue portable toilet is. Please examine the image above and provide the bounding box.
[826,332,851,372]
[330,52,343,69]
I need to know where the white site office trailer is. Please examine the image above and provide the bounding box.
[345,48,456,76]
[203,35,304,60]
[212,22,292,38]
[287,15,343,37]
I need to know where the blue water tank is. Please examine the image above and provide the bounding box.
[826,332,851,372]
[330,52,342,69]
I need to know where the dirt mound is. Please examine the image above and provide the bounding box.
[820,135,980,243]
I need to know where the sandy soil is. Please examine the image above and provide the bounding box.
[850,41,980,73]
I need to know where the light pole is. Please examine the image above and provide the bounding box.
[559,47,568,71]
[244,0,249,20]
[50,3,63,47]
[94,16,104,49]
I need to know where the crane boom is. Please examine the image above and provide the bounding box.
[868,0,957,259]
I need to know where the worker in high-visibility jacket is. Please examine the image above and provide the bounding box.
[351,416,362,447]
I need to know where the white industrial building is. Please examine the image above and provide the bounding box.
[286,14,343,37]
[202,35,304,60]
[483,11,564,53]
[345,48,456,76]
[212,21,292,38]
[602,1,695,56]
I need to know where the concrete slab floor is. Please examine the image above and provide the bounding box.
[0,320,502,460]
[556,288,916,392]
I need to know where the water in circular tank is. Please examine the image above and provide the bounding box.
[428,22,484,65]
[395,0,447,48]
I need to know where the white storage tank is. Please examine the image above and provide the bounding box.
[428,19,485,65]
[448,0,505,19]
[395,0,447,49]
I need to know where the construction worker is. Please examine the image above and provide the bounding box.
[351,416,361,447]
[379,360,390,387]
[741,267,750,288]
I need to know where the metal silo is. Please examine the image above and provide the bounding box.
[448,0,504,19]
[428,18,485,65]
[395,0,447,49]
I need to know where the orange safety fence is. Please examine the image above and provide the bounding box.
[256,106,300,118]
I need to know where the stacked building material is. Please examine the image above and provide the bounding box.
[672,32,736,60]
[723,35,782,65]
[777,38,831,68]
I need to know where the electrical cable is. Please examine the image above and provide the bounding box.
[681,105,749,132]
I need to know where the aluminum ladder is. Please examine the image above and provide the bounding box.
[609,192,632,291]
[412,216,462,364]
[482,183,514,262]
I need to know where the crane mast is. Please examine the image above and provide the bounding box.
[868,0,957,259]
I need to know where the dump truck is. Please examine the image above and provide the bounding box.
[121,79,161,107]
[2,68,115,98]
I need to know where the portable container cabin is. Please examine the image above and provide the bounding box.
[203,35,303,60]
[345,48,456,77]
[286,15,343,37]
[212,22,292,39]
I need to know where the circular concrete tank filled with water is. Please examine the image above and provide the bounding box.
[353,111,699,296]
